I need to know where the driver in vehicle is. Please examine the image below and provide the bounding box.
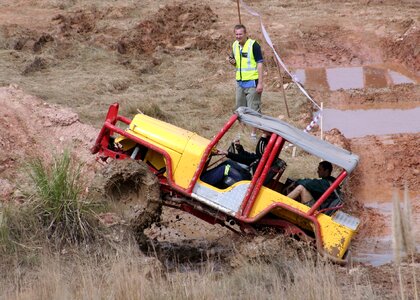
[287,161,341,207]
[201,131,285,188]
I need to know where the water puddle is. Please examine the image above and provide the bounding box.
[354,238,394,267]
[293,64,418,91]
[321,107,420,138]
[353,196,420,266]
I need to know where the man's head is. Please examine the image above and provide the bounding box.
[234,24,247,45]
[317,161,333,178]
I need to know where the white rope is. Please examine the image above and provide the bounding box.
[238,0,324,150]
[239,0,322,111]
[284,111,321,149]
[304,111,322,133]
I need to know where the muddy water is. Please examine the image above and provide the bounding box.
[353,192,420,266]
[322,107,420,138]
[293,64,418,91]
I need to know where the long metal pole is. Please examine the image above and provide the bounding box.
[320,102,324,140]
[272,45,290,118]
[275,58,291,118]
[237,0,242,24]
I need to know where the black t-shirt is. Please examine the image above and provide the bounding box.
[252,42,263,63]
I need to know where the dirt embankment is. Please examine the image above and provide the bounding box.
[0,85,98,200]
[382,23,420,73]
[351,134,419,192]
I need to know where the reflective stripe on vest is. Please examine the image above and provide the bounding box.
[224,164,231,176]
[232,39,258,81]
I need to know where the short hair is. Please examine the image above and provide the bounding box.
[234,24,247,32]
[319,161,333,173]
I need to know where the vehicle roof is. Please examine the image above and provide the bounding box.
[235,107,359,173]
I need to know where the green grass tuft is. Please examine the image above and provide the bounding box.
[28,150,99,245]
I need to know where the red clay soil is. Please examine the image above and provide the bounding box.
[382,27,420,73]
[351,134,419,195]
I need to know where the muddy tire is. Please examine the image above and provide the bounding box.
[94,159,162,241]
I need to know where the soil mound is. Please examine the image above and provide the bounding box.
[53,8,105,38]
[233,235,310,259]
[323,128,351,151]
[382,25,419,73]
[117,3,226,55]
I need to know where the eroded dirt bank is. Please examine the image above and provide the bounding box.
[0,85,99,199]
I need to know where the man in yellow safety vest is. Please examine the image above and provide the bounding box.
[229,24,264,140]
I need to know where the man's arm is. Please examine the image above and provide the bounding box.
[253,42,264,94]
[256,62,263,93]
[227,150,258,166]
[228,51,236,66]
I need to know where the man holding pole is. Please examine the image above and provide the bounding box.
[229,24,264,140]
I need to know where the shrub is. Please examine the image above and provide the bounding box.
[28,150,98,245]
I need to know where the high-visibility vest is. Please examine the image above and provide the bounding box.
[232,38,258,81]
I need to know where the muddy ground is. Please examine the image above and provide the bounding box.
[0,0,419,298]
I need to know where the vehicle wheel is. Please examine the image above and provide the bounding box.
[94,159,162,242]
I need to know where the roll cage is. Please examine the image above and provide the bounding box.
[92,103,360,262]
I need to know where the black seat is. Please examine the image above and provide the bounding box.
[323,197,343,216]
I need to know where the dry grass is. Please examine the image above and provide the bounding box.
[392,186,416,262]
[0,241,376,300]
[2,190,375,300]
[392,185,418,300]
[0,203,42,256]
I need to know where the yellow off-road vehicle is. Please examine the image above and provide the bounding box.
[92,103,360,262]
